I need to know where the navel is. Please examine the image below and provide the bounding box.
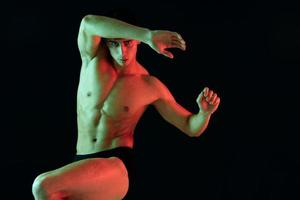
[123,106,129,112]
[92,138,97,142]
[87,92,92,97]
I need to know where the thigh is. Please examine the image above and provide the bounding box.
[40,157,129,200]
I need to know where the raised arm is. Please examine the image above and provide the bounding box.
[77,15,186,61]
[77,15,150,61]
[152,77,220,137]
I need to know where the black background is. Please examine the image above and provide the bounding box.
[1,0,299,199]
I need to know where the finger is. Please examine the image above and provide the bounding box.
[206,90,214,101]
[162,50,174,59]
[203,87,209,97]
[213,97,220,106]
[171,37,186,50]
[171,35,186,44]
[175,32,183,40]
[197,90,205,102]
[170,40,186,51]
[210,94,217,104]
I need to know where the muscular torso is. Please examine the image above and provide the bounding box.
[76,54,157,154]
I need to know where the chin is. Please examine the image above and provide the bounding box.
[119,62,128,67]
[122,60,131,66]
[114,58,132,67]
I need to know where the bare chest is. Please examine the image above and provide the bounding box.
[77,67,156,120]
[103,76,155,118]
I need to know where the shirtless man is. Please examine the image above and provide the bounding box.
[32,13,220,200]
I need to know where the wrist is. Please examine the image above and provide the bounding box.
[198,110,212,117]
[142,29,153,44]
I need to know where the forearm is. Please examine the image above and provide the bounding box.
[81,15,151,43]
[187,111,212,137]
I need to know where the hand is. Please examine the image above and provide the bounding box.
[147,30,186,59]
[196,87,220,115]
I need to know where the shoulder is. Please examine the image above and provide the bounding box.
[145,75,174,101]
[141,75,162,87]
[134,75,163,94]
[147,75,168,89]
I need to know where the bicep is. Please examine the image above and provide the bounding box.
[77,18,101,60]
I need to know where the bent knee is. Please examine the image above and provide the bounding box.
[108,157,129,177]
[32,173,52,198]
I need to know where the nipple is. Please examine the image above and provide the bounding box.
[87,92,91,97]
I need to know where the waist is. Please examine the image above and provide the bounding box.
[75,146,133,157]
[76,133,134,154]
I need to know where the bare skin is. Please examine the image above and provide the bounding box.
[32,15,220,200]
[76,43,153,154]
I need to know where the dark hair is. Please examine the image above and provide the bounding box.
[104,7,138,26]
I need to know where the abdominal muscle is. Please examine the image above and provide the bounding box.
[75,56,152,155]
[76,107,138,154]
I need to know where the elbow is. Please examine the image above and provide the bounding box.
[183,118,203,138]
[80,15,100,28]
[185,127,205,138]
[79,15,88,31]
[80,15,93,27]
[82,14,94,22]
[188,131,204,138]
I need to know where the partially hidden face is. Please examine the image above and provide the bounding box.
[105,39,140,67]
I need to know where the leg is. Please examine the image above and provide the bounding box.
[32,157,129,200]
